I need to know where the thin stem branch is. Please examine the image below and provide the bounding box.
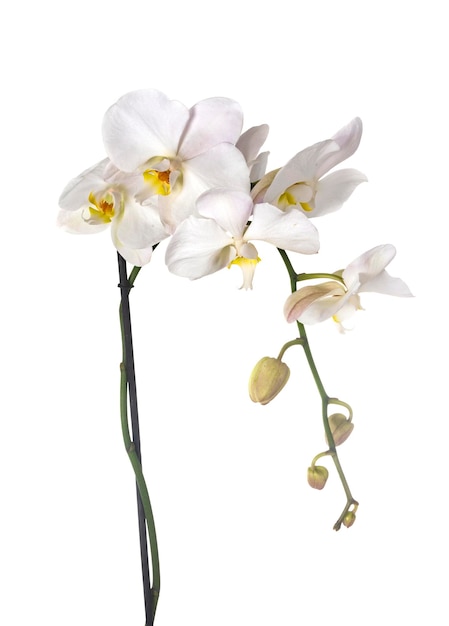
[277,248,358,530]
[296,272,346,285]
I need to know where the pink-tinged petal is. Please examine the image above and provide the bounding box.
[358,271,413,296]
[313,168,367,216]
[59,159,111,211]
[196,189,253,236]
[114,199,170,249]
[178,97,244,159]
[166,216,234,279]
[315,118,363,178]
[236,124,269,163]
[102,89,189,171]
[343,244,397,289]
[245,204,320,255]
[263,140,337,203]
[284,282,345,324]
[57,208,109,234]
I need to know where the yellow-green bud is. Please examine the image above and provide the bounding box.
[325,413,354,446]
[343,511,356,528]
[307,465,329,490]
[248,357,290,405]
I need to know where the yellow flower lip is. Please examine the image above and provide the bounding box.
[228,256,261,290]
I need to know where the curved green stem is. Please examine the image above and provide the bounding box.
[277,248,358,530]
[296,272,346,285]
[277,338,304,360]
[120,362,161,599]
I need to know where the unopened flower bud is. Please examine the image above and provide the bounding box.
[248,357,290,405]
[325,413,354,446]
[343,510,356,528]
[307,465,329,490]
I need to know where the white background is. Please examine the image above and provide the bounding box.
[1,1,447,624]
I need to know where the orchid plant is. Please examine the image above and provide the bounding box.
[58,88,412,625]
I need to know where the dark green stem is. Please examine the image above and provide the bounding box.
[118,253,160,623]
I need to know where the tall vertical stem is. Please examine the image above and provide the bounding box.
[117,253,157,624]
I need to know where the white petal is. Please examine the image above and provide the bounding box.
[102,89,189,171]
[245,204,320,254]
[248,151,269,183]
[59,158,111,211]
[343,244,397,289]
[313,168,367,216]
[57,208,109,234]
[358,271,413,296]
[196,189,253,236]
[115,242,154,266]
[236,124,269,163]
[263,140,337,203]
[178,97,244,159]
[165,216,234,279]
[161,144,250,228]
[250,168,278,202]
[315,118,363,178]
[114,198,170,249]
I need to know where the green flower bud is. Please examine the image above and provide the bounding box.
[343,511,356,528]
[307,465,329,490]
[248,357,290,405]
[325,413,354,446]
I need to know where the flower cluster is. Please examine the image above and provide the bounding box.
[59,88,413,532]
[58,88,377,294]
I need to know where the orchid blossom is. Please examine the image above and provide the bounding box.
[58,158,169,265]
[165,188,319,289]
[102,89,251,232]
[284,244,413,330]
[251,118,367,217]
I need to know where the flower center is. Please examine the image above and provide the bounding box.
[86,191,115,224]
[278,183,314,212]
[142,157,181,197]
[143,168,172,196]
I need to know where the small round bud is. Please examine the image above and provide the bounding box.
[307,465,329,490]
[248,357,290,405]
[325,413,354,446]
[343,511,356,528]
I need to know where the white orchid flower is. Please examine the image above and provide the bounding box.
[58,158,169,266]
[284,244,413,330]
[236,124,270,183]
[251,118,367,217]
[166,188,319,289]
[102,89,250,232]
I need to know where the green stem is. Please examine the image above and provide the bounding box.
[120,362,161,596]
[118,255,160,623]
[296,272,346,285]
[277,248,358,530]
[277,338,304,360]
